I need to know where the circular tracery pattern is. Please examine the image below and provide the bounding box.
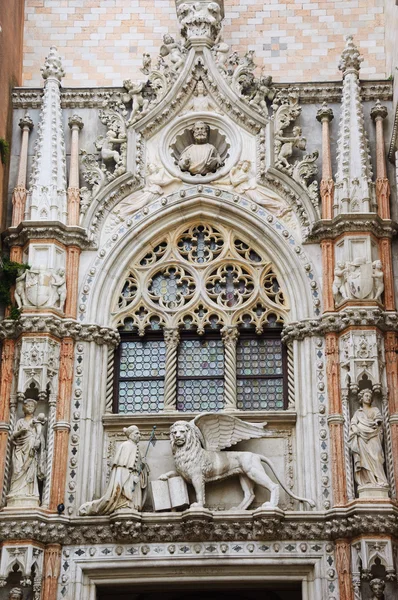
[177,224,224,264]
[115,223,289,332]
[148,265,196,310]
[205,263,254,308]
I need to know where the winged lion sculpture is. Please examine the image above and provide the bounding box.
[160,413,315,510]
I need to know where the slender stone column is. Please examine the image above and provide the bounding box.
[67,114,84,226]
[11,115,34,227]
[385,331,398,489]
[335,539,354,600]
[64,245,81,318]
[321,239,335,312]
[371,100,390,220]
[222,326,239,411]
[326,333,347,506]
[163,328,180,411]
[379,237,395,311]
[50,338,74,510]
[0,340,15,503]
[41,543,62,600]
[316,103,334,220]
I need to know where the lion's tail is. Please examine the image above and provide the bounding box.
[259,455,316,508]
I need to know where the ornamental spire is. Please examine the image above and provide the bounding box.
[25,47,67,222]
[334,36,376,214]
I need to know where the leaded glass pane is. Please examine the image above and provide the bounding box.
[236,338,283,376]
[119,380,164,413]
[177,379,224,412]
[236,378,284,410]
[178,339,224,377]
[119,340,166,378]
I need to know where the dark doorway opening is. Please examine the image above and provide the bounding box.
[97,583,302,600]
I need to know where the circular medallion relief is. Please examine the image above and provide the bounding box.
[160,112,242,184]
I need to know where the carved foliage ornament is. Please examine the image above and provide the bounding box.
[114,223,288,333]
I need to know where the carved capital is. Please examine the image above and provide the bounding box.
[68,114,84,130]
[164,328,180,348]
[371,99,388,122]
[316,102,334,123]
[221,325,239,346]
[18,114,34,131]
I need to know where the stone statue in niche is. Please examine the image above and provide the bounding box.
[178,121,222,176]
[78,425,149,515]
[348,389,389,497]
[14,266,67,311]
[159,413,315,510]
[8,589,24,600]
[7,399,47,507]
[332,259,385,304]
[369,579,386,600]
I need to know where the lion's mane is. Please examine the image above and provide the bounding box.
[170,422,203,475]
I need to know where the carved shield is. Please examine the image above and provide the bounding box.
[25,270,52,307]
[347,262,373,300]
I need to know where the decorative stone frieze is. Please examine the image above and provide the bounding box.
[308,215,398,242]
[2,221,94,251]
[0,317,120,346]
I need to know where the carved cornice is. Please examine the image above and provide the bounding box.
[0,506,396,545]
[12,81,392,110]
[282,309,398,342]
[0,316,120,346]
[307,214,398,242]
[2,221,94,250]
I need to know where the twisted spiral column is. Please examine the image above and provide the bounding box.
[342,391,354,501]
[287,343,295,410]
[222,326,239,411]
[42,393,57,508]
[163,328,180,411]
[105,347,115,413]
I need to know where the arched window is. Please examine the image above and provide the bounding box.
[112,223,289,413]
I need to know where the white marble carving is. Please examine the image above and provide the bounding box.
[159,414,315,510]
[369,579,385,599]
[0,543,43,591]
[79,425,149,515]
[159,34,185,72]
[177,1,223,43]
[339,330,385,395]
[332,259,384,305]
[15,337,60,399]
[178,121,223,175]
[14,266,67,311]
[7,399,47,508]
[348,389,389,498]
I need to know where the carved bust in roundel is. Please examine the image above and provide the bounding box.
[178,121,223,176]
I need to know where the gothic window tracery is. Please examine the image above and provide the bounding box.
[112,222,290,413]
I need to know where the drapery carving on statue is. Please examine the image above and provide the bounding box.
[115,164,180,220]
[159,413,315,510]
[369,579,386,600]
[177,121,223,176]
[333,259,384,305]
[15,266,66,311]
[215,160,296,228]
[7,399,47,508]
[78,425,149,515]
[348,389,389,497]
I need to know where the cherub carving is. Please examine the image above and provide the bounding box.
[123,80,150,124]
[159,34,184,72]
[160,413,315,510]
[95,128,126,170]
[275,126,306,170]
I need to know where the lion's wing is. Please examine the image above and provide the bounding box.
[192,413,267,451]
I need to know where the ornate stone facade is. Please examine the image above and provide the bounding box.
[1,1,398,599]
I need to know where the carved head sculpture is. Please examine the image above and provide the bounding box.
[240,160,251,173]
[123,425,140,443]
[191,121,210,144]
[22,398,37,416]
[369,578,385,599]
[163,33,174,45]
[8,589,23,600]
[195,80,206,96]
[358,388,374,407]
[170,421,191,447]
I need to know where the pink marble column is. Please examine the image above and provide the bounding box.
[67,114,84,226]
[316,103,334,220]
[11,114,33,227]
[371,100,390,220]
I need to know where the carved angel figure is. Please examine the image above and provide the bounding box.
[123,79,149,124]
[275,126,306,170]
[160,413,315,510]
[159,34,184,72]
